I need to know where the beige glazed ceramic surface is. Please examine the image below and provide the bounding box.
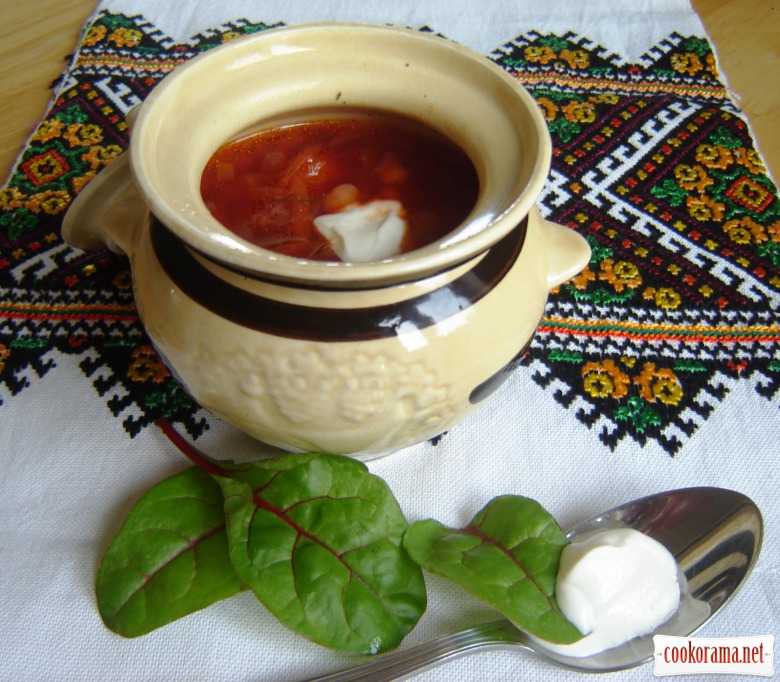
[62,23,591,457]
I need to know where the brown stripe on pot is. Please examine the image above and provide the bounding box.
[149,215,527,342]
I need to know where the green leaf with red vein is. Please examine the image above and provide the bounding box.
[403,495,582,644]
[95,466,246,637]
[212,453,426,654]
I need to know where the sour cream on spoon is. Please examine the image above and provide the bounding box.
[542,528,681,657]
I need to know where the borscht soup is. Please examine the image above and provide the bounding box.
[200,110,479,262]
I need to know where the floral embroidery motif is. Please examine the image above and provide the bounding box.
[582,360,631,400]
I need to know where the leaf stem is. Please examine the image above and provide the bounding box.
[155,418,228,477]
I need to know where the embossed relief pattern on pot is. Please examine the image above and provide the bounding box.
[264,348,451,428]
[188,339,453,436]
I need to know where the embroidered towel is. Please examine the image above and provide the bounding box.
[1,1,777,680]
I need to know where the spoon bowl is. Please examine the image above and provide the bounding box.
[309,486,763,681]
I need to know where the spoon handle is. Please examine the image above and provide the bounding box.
[305,619,525,682]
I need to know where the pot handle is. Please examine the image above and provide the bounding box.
[61,106,145,256]
[544,218,591,289]
[61,150,146,256]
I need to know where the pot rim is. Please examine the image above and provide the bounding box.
[130,21,551,286]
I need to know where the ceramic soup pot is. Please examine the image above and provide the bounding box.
[62,23,590,458]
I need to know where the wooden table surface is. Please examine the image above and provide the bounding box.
[1,0,778,182]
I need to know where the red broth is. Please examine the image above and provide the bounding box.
[200,112,479,261]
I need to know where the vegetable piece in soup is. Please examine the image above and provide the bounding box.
[200,113,479,262]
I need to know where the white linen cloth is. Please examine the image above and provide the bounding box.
[1,1,777,680]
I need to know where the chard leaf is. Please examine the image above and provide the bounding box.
[96,466,245,637]
[213,453,426,654]
[404,495,582,644]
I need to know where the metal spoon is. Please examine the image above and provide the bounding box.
[307,486,763,681]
